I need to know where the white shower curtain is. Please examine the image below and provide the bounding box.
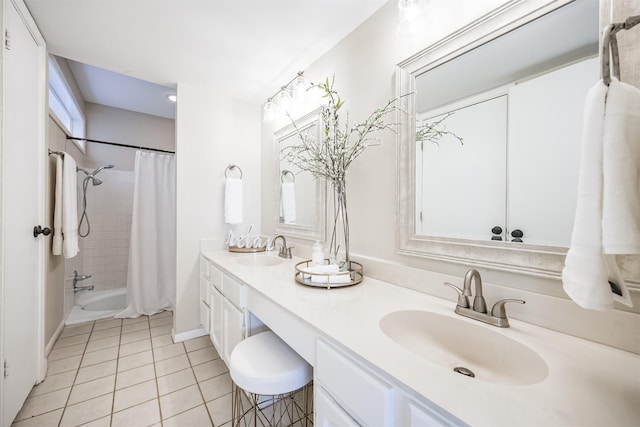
[117,151,176,318]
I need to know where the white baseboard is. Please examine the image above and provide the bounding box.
[172,327,208,343]
[45,320,65,357]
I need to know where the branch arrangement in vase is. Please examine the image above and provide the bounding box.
[416,111,464,147]
[281,76,399,185]
[281,76,401,267]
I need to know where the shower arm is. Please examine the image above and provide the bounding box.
[76,165,115,176]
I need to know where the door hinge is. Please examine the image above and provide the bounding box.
[419,211,423,222]
[4,359,8,378]
[4,29,11,50]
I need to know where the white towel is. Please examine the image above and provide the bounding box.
[281,181,296,224]
[224,177,243,225]
[52,154,63,255]
[301,264,351,284]
[602,78,640,254]
[562,81,632,310]
[62,153,79,258]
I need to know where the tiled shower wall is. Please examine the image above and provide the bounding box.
[80,169,134,291]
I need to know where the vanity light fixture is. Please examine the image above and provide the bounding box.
[276,87,293,114]
[166,94,177,103]
[397,0,428,37]
[262,71,306,123]
[263,100,277,123]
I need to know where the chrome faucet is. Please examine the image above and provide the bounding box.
[273,235,293,259]
[463,268,487,313]
[444,269,524,328]
[73,270,94,293]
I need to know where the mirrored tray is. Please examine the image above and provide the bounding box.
[294,260,363,289]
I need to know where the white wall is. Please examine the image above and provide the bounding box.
[45,118,86,344]
[85,102,175,171]
[175,83,261,336]
[260,1,640,353]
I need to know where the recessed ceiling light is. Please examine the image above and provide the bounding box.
[167,94,177,103]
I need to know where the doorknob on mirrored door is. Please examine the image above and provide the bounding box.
[491,225,503,241]
[511,229,524,242]
[33,225,51,237]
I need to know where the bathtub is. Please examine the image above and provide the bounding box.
[65,287,127,325]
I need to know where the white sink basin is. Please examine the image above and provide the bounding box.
[236,256,284,267]
[380,310,548,385]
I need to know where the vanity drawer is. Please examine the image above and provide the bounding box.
[199,256,210,279]
[222,274,245,309]
[316,339,394,426]
[210,265,223,292]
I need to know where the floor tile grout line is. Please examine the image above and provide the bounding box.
[108,317,124,427]
[56,319,96,427]
[148,315,165,427]
[184,340,217,427]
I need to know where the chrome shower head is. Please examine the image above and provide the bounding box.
[92,178,103,186]
[90,164,115,176]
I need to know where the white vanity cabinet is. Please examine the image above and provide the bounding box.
[200,256,248,365]
[315,385,360,427]
[209,285,223,352]
[315,338,466,427]
[199,256,212,334]
[316,339,394,426]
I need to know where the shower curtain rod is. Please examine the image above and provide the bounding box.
[66,136,175,154]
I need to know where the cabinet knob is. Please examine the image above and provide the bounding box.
[510,229,524,243]
[491,226,503,241]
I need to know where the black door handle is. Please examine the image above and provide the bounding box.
[33,225,52,237]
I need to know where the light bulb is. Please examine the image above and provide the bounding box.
[397,0,428,37]
[263,100,276,123]
[276,88,293,115]
[292,74,307,101]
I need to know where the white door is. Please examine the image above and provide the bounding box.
[1,0,46,424]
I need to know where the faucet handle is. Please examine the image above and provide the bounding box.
[443,282,470,308]
[491,299,525,319]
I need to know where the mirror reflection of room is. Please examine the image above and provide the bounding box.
[412,0,598,247]
[275,109,323,235]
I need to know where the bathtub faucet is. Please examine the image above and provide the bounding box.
[73,270,94,293]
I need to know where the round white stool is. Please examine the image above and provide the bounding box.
[229,331,313,426]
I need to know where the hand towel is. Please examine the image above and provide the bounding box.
[224,177,243,225]
[562,81,633,310]
[52,154,63,255]
[602,78,640,254]
[62,153,79,258]
[281,181,296,224]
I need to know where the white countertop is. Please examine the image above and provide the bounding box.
[202,250,640,427]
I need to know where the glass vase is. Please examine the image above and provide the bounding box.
[329,180,349,270]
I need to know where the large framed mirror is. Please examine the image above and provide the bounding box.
[396,0,599,278]
[274,108,326,242]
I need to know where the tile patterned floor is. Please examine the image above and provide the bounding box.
[11,312,232,427]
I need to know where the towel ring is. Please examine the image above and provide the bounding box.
[601,14,640,86]
[281,170,295,183]
[225,164,243,179]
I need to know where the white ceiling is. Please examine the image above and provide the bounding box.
[25,0,388,118]
[66,58,178,119]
